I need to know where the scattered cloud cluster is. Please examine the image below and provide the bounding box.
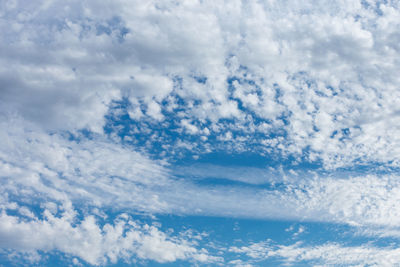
[0,203,220,266]
[1,0,400,167]
[2,0,400,265]
[3,117,400,229]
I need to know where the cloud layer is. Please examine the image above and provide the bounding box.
[230,241,400,266]
[1,0,400,168]
[2,0,400,266]
[3,117,400,229]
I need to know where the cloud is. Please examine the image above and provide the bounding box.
[3,116,400,229]
[0,203,221,266]
[2,1,400,265]
[0,115,172,213]
[229,241,400,266]
[1,0,400,167]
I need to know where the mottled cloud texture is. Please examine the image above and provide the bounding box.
[1,0,400,266]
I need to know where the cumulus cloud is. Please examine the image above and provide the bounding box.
[2,0,400,265]
[0,203,220,266]
[1,0,400,167]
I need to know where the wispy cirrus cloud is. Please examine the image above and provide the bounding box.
[3,116,400,227]
[229,240,400,266]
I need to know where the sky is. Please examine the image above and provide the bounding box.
[1,0,400,266]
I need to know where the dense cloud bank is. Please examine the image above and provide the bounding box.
[2,0,400,168]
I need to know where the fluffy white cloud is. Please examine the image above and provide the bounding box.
[2,1,400,265]
[0,203,220,266]
[1,0,400,167]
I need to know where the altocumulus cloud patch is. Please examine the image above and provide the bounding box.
[1,0,400,266]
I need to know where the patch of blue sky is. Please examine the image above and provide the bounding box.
[104,101,273,158]
[103,91,315,169]
[95,16,130,43]
[361,0,388,16]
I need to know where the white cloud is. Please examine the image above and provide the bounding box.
[0,204,221,266]
[4,116,400,229]
[4,126,171,211]
[1,0,400,167]
[2,1,400,264]
[286,174,400,227]
[230,241,400,266]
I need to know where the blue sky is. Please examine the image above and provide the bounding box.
[2,0,400,266]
